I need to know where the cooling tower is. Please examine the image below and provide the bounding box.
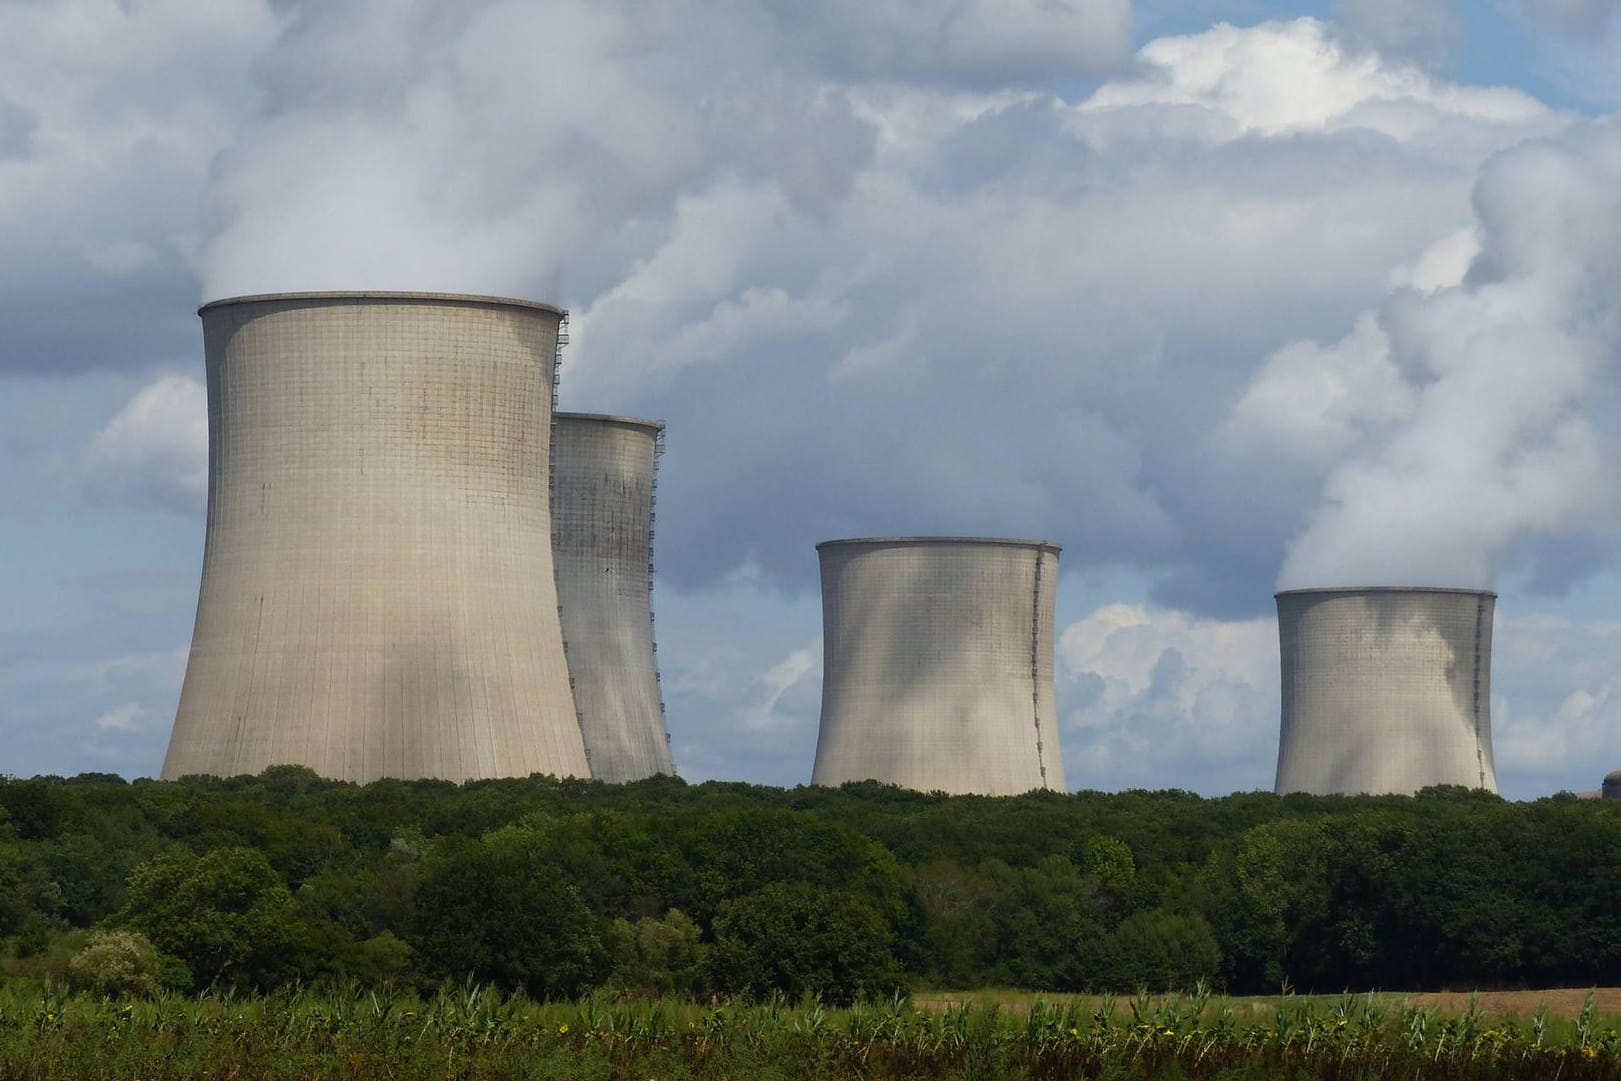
[163,292,590,783]
[1603,771,1621,800]
[1274,587,1497,796]
[811,537,1065,796]
[550,412,673,782]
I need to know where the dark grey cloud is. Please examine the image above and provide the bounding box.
[0,0,276,374]
[759,0,1134,87]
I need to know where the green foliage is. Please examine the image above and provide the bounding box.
[410,828,607,999]
[0,780,64,840]
[112,847,298,990]
[65,930,185,997]
[606,908,706,996]
[1081,834,1136,896]
[1103,908,1222,991]
[3,770,1621,998]
[0,840,61,937]
[708,882,905,1005]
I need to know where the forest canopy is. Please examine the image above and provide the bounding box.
[1,770,1616,1001]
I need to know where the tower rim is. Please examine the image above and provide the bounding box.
[198,291,566,318]
[817,536,1061,554]
[1275,586,1497,599]
[554,412,665,432]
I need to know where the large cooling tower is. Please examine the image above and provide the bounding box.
[550,412,673,782]
[811,537,1066,795]
[1274,587,1497,796]
[163,292,590,783]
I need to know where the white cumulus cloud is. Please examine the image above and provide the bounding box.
[94,703,150,732]
[1493,611,1621,793]
[78,374,207,512]
[743,639,823,732]
[1078,17,1542,138]
[1058,603,1278,793]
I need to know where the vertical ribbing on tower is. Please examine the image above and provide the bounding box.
[165,292,589,783]
[811,536,1066,796]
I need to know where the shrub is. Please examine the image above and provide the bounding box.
[66,930,186,997]
[606,909,707,996]
[114,847,299,989]
[708,883,905,1005]
[410,831,606,998]
[1104,908,1222,992]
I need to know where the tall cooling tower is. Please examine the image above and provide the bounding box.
[550,412,673,782]
[1274,587,1497,796]
[1603,771,1621,800]
[811,537,1065,795]
[163,292,590,783]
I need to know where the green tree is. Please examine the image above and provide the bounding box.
[411,828,606,999]
[0,840,59,937]
[0,779,64,840]
[1080,835,1137,900]
[1230,818,1332,988]
[708,882,904,1005]
[606,909,707,996]
[1103,908,1222,991]
[113,846,299,989]
[911,860,997,987]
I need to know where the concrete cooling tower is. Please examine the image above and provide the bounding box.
[811,537,1066,796]
[550,412,673,782]
[163,292,590,783]
[1274,587,1497,797]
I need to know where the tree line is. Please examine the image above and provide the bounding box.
[1,769,1617,1001]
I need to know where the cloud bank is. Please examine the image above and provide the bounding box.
[9,3,1621,793]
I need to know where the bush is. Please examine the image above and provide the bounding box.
[411,831,607,998]
[1103,909,1222,992]
[114,847,300,990]
[67,930,186,997]
[708,883,905,1005]
[606,909,707,996]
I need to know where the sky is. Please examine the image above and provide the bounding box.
[4,0,1621,799]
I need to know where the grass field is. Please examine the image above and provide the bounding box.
[2,982,1621,1079]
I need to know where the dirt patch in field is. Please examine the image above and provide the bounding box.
[1402,988,1621,1018]
[915,989,1621,1020]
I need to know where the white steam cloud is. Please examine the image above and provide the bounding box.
[1253,119,1621,591]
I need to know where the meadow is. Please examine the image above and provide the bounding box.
[2,982,1620,1080]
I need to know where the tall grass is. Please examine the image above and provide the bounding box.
[0,982,1618,1079]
